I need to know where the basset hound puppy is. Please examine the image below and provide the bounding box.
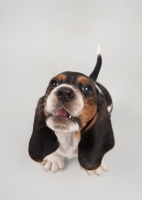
[28,45,115,176]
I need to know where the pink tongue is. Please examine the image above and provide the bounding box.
[54,108,69,118]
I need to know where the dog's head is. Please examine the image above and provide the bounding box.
[44,72,98,133]
[43,45,103,134]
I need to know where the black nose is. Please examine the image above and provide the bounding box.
[56,87,75,102]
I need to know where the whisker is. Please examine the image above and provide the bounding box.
[48,65,57,75]
[47,68,57,75]
[52,62,59,74]
[84,109,90,116]
[37,103,44,108]
[36,108,44,116]
[38,123,47,129]
[53,140,58,147]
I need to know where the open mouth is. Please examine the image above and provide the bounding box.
[50,108,81,126]
[53,108,72,119]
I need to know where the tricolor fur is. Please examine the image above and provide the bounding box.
[29,45,115,175]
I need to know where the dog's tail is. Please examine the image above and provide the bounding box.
[89,44,102,81]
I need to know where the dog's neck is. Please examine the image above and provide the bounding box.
[54,131,79,158]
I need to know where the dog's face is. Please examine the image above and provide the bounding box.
[44,71,98,133]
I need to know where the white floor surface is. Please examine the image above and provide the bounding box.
[0,1,142,200]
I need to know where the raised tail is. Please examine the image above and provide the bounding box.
[89,44,102,81]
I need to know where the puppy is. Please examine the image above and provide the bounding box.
[28,45,115,176]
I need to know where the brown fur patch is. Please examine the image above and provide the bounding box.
[75,131,81,141]
[82,113,98,133]
[79,96,97,131]
[77,76,89,84]
[56,74,66,82]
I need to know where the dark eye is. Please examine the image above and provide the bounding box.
[83,84,92,93]
[50,79,59,87]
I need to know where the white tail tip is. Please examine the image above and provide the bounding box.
[97,44,101,56]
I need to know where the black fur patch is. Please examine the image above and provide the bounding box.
[28,96,59,162]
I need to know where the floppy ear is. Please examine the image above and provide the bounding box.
[28,96,59,162]
[78,99,115,170]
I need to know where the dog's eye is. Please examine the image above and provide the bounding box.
[82,84,92,93]
[50,79,59,87]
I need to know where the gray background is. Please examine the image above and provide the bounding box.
[0,0,142,200]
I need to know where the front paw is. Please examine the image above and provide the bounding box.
[41,152,64,173]
[82,160,108,177]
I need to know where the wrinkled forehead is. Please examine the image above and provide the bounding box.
[51,71,94,85]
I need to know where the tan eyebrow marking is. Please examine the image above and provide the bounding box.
[77,76,89,84]
[55,74,66,81]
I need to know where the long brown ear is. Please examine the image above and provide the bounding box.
[28,96,59,162]
[78,99,115,170]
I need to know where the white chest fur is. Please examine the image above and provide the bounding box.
[54,131,79,158]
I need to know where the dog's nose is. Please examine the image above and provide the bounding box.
[56,87,75,102]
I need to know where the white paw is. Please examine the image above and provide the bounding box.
[82,160,108,177]
[41,152,64,173]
